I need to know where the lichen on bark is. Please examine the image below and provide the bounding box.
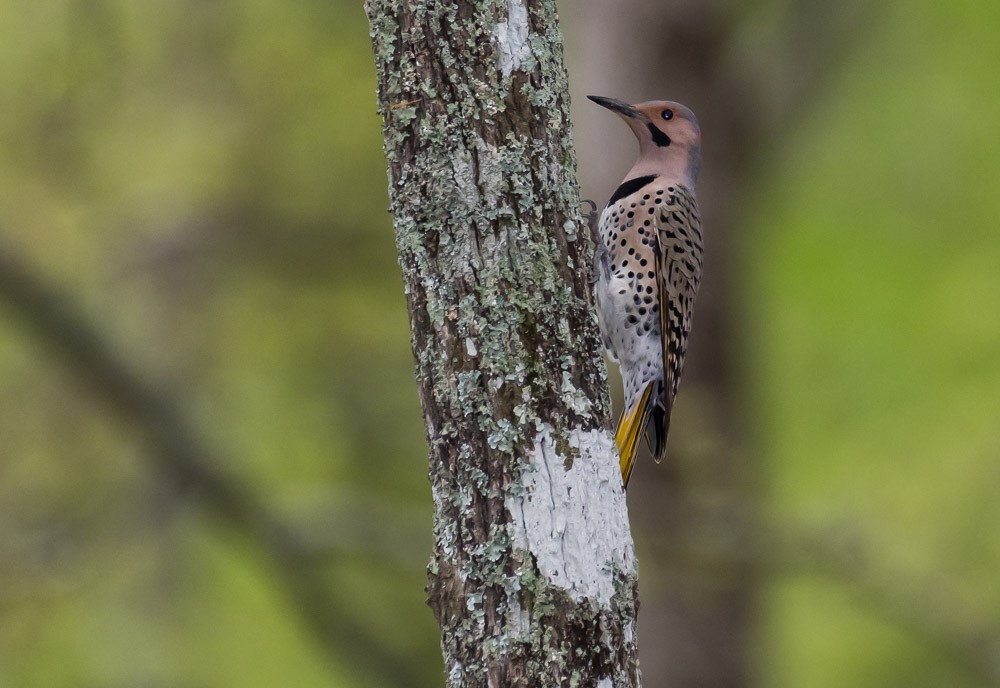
[364,1,640,685]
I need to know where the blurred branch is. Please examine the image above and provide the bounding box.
[104,206,386,293]
[0,245,419,687]
[282,488,430,569]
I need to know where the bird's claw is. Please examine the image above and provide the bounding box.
[580,199,600,239]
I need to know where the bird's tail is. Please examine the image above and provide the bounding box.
[645,381,671,464]
[614,382,654,489]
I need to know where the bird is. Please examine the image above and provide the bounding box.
[587,95,704,489]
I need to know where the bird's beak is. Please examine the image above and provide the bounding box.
[587,95,648,122]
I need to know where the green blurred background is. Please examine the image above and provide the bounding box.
[0,1,998,686]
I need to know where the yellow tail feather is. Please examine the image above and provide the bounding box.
[614,383,654,489]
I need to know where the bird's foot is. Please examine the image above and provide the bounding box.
[580,199,600,242]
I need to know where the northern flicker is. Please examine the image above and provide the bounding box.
[588,95,704,489]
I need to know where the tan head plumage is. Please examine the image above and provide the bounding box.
[588,95,701,188]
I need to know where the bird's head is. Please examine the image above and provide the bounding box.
[587,95,701,185]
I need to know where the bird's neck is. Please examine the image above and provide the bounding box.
[627,146,698,192]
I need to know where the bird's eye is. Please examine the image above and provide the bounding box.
[661,109,674,121]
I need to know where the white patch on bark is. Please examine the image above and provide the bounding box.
[624,619,635,644]
[561,371,593,415]
[493,0,531,76]
[507,425,635,605]
[596,679,614,688]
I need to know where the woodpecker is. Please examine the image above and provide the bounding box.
[588,95,704,489]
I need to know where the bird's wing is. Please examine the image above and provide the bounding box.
[654,184,704,455]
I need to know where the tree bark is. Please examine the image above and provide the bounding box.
[364,1,640,685]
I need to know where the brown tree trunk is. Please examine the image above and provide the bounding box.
[364,1,640,685]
